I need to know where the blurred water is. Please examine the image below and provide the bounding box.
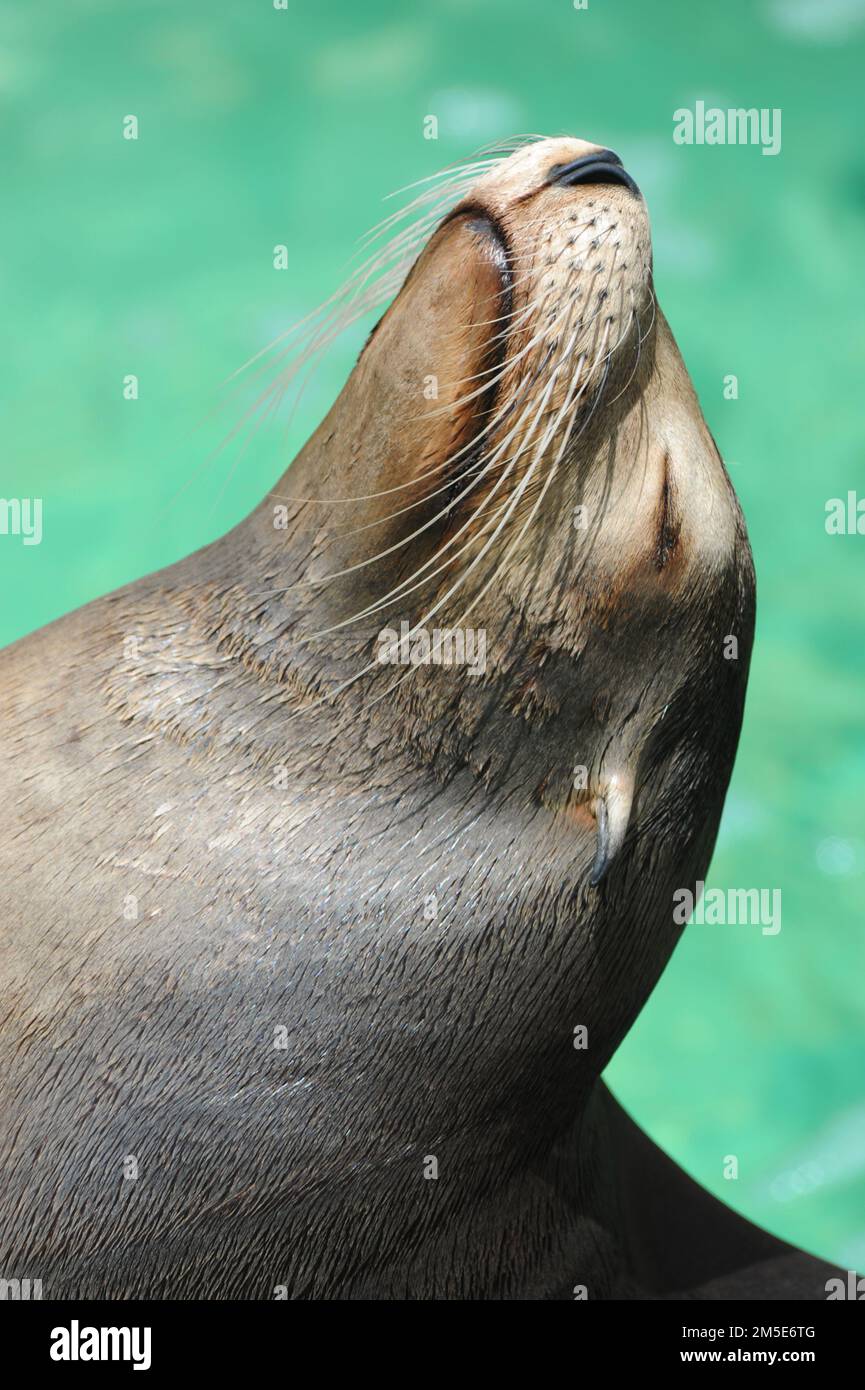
[1,0,863,1264]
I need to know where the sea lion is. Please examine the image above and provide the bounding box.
[0,135,842,1299]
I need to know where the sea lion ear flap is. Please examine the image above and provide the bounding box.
[590,770,635,885]
[309,213,511,565]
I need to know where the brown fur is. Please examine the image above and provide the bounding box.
[0,138,839,1298]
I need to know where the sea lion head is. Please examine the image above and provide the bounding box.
[231,134,755,1082]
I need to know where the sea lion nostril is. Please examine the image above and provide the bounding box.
[547,151,640,197]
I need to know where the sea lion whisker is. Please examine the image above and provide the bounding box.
[230,282,414,466]
[362,448,556,710]
[300,382,555,633]
[397,286,559,417]
[213,262,411,466]
[260,348,559,539]
[484,322,589,535]
[453,309,593,541]
[226,213,429,389]
[218,156,603,475]
[292,347,578,716]
[409,291,585,424]
[435,339,596,672]
[462,259,591,328]
[358,140,532,234]
[595,310,639,409]
[206,268,419,513]
[236,206,447,417]
[425,429,572,676]
[595,286,641,413]
[221,146,615,477]
[356,161,502,248]
[429,221,612,393]
[308,313,593,597]
[293,439,532,620]
[501,213,604,272]
[297,361,566,662]
[373,157,498,205]
[264,339,554,525]
[353,168,491,259]
[640,284,658,346]
[454,279,599,394]
[170,256,410,511]
[441,284,559,365]
[369,358,568,621]
[328,442,525,541]
[328,453,519,548]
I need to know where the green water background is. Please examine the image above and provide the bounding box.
[2,0,864,1266]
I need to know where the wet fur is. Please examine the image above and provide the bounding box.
[0,138,840,1298]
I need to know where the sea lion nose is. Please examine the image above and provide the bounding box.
[547,149,640,197]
